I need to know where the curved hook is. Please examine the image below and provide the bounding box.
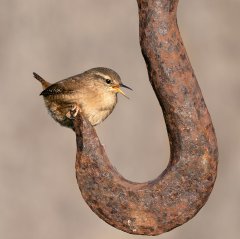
[74,0,218,235]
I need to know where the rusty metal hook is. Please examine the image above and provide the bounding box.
[74,0,218,235]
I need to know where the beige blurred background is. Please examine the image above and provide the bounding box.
[0,0,239,238]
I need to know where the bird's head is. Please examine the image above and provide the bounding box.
[87,67,132,98]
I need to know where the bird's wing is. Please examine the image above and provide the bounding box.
[40,75,83,96]
[40,83,70,96]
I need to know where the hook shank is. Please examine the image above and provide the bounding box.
[74,0,218,235]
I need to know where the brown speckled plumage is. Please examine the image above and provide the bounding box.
[34,67,131,128]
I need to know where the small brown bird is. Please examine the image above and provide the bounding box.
[34,67,132,129]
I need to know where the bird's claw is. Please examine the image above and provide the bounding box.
[66,105,80,119]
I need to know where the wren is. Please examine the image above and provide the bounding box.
[34,67,132,129]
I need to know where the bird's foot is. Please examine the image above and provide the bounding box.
[66,105,81,119]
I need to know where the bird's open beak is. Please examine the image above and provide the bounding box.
[120,83,133,91]
[113,83,133,99]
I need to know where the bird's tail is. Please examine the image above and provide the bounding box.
[33,72,51,90]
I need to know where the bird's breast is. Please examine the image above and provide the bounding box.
[79,92,117,125]
[43,90,117,126]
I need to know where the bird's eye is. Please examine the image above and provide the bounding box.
[106,79,111,84]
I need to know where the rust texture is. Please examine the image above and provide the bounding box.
[74,0,218,235]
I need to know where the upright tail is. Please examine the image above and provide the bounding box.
[33,72,51,90]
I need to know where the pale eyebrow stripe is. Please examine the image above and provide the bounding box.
[94,72,111,80]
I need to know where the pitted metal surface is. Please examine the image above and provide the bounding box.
[74,0,218,235]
